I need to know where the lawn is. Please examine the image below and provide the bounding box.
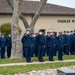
[0,55,75,64]
[0,62,75,75]
[0,55,75,75]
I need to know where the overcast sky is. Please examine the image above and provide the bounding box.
[30,0,75,8]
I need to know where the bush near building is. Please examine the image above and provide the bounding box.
[0,23,22,36]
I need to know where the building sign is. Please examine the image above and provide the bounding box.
[57,20,75,23]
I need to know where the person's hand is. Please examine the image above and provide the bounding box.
[44,45,45,48]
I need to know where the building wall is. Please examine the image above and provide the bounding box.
[0,15,32,37]
[34,16,75,33]
[0,15,75,37]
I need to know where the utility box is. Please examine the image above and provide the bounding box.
[57,68,75,75]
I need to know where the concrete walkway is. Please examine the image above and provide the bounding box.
[0,59,75,67]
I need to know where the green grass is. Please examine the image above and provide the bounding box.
[0,55,75,75]
[0,55,75,64]
[0,62,75,75]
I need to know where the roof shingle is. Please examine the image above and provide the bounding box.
[0,0,75,15]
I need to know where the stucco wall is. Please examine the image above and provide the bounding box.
[0,15,32,37]
[0,15,75,37]
[34,16,75,33]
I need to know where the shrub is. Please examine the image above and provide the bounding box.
[0,23,22,36]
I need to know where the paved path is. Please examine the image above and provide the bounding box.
[0,59,75,67]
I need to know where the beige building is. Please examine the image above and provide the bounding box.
[0,0,75,36]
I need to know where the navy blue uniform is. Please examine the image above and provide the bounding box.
[53,35,58,56]
[36,35,46,62]
[46,35,55,61]
[57,35,64,60]
[62,34,67,54]
[70,34,74,54]
[65,35,71,55]
[21,34,31,62]
[45,35,49,56]
[6,36,12,58]
[73,33,75,53]
[31,37,37,57]
[0,36,1,58]
[22,34,26,57]
[1,37,6,58]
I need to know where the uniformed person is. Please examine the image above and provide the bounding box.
[21,30,32,62]
[46,31,55,61]
[65,31,71,55]
[0,32,2,58]
[31,33,37,57]
[1,33,6,58]
[34,33,38,57]
[36,30,46,62]
[73,30,75,54]
[62,31,67,54]
[22,33,26,57]
[53,31,58,56]
[57,32,64,60]
[45,32,50,56]
[70,31,74,54]
[6,33,12,58]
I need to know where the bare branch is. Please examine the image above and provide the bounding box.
[6,0,13,9]
[7,0,30,28]
[30,0,47,28]
[20,14,30,28]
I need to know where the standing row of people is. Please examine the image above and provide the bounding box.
[0,32,12,58]
[21,30,75,62]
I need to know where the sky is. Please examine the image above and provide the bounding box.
[29,0,75,8]
[47,0,75,8]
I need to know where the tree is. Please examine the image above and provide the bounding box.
[10,0,23,58]
[6,0,47,58]
[0,23,22,36]
[7,0,47,32]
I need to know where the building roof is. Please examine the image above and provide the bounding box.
[0,0,75,16]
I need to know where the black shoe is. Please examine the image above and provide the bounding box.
[58,59,63,61]
[49,60,55,61]
[39,60,44,62]
[26,61,31,63]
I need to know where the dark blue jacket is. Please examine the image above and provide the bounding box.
[0,36,2,48]
[36,35,46,46]
[57,35,64,47]
[6,36,12,47]
[46,35,57,47]
[53,35,58,46]
[21,34,32,47]
[62,34,67,45]
[1,37,6,48]
[31,37,37,46]
[70,34,73,45]
[65,35,71,46]
[72,33,75,44]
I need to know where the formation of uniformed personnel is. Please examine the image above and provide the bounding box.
[21,29,75,62]
[0,32,12,59]
[0,29,75,62]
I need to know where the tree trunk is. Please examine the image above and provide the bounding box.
[11,0,23,59]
